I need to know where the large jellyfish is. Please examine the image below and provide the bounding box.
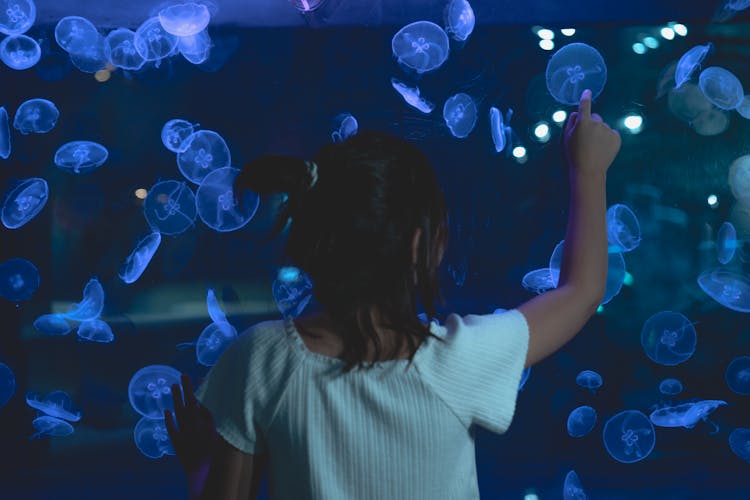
[25,390,82,421]
[13,98,59,134]
[659,378,683,396]
[674,43,713,89]
[161,119,198,153]
[105,28,146,71]
[567,405,597,438]
[134,17,178,62]
[54,16,99,54]
[1,177,48,229]
[0,107,9,159]
[134,416,175,459]
[62,277,105,322]
[649,399,727,433]
[391,21,450,74]
[606,204,641,253]
[699,67,744,110]
[272,266,313,319]
[716,221,737,265]
[576,370,603,392]
[0,0,36,35]
[331,113,358,143]
[144,180,197,235]
[0,34,40,70]
[30,416,74,439]
[0,257,39,301]
[549,240,626,305]
[158,3,210,37]
[521,268,556,295]
[177,28,211,64]
[76,318,114,343]
[640,311,696,366]
[563,470,588,500]
[443,93,478,139]
[390,78,435,114]
[33,313,72,336]
[196,321,237,366]
[697,268,750,312]
[119,232,161,284]
[489,106,515,154]
[54,141,109,174]
[0,362,15,407]
[725,356,750,395]
[729,428,750,463]
[177,130,231,184]
[443,0,475,42]
[195,167,260,233]
[602,410,655,464]
[128,364,182,419]
[68,34,110,74]
[546,43,607,106]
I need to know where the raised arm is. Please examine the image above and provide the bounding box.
[518,89,621,367]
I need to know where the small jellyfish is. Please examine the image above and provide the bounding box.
[546,43,607,106]
[391,21,450,74]
[33,313,72,336]
[69,34,110,74]
[0,107,10,159]
[563,470,588,500]
[331,113,358,143]
[62,277,105,322]
[390,77,435,114]
[54,16,99,54]
[30,416,74,440]
[134,17,178,62]
[674,43,713,89]
[717,221,738,265]
[729,155,750,205]
[144,180,197,235]
[25,390,82,421]
[443,0,475,42]
[119,232,161,284]
[128,364,182,419]
[606,204,641,253]
[0,0,36,35]
[1,177,48,229]
[521,268,556,295]
[0,257,39,301]
[134,416,175,459]
[272,266,313,319]
[697,268,750,313]
[196,167,260,233]
[549,240,626,305]
[177,28,211,64]
[567,405,597,438]
[489,106,515,154]
[161,119,197,153]
[177,130,231,184]
[54,141,109,174]
[602,410,655,464]
[443,93,477,139]
[0,34,40,70]
[13,98,59,134]
[640,311,696,366]
[196,321,237,367]
[649,399,727,433]
[105,28,146,71]
[518,366,531,392]
[0,362,16,407]
[659,378,683,396]
[729,428,750,463]
[158,3,210,37]
[206,288,228,324]
[725,356,750,395]
[576,370,603,392]
[699,67,744,110]
[76,318,114,343]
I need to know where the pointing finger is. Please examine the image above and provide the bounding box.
[578,89,592,118]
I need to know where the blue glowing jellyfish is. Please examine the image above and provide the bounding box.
[30,416,74,440]
[674,43,713,89]
[521,268,556,295]
[0,0,35,35]
[699,67,744,110]
[161,119,197,153]
[26,390,82,421]
[62,277,104,322]
[0,34,39,70]
[144,180,197,235]
[13,98,59,134]
[158,3,210,37]
[730,155,750,205]
[196,167,259,233]
[0,257,39,301]
[196,321,237,367]
[659,378,683,396]
[546,43,607,106]
[1,177,48,229]
[0,362,15,407]
[128,364,182,419]
[206,288,227,324]
[134,17,178,62]
[105,28,146,71]
[641,311,696,366]
[69,34,110,73]
[177,29,211,64]
[729,428,750,463]
[649,399,727,433]
[0,107,9,159]
[576,370,603,392]
[518,366,531,391]
[489,106,515,154]
[134,416,175,459]
[76,318,114,343]
[54,16,99,54]
[443,93,477,139]
[391,21,450,74]
[177,130,231,184]
[717,221,737,265]
[606,204,641,253]
[54,141,108,174]
[119,232,161,284]
[725,356,750,395]
[390,78,435,113]
[273,266,313,319]
[331,113,358,143]
[549,240,626,305]
[602,410,655,464]
[563,470,587,500]
[567,405,597,438]
[697,268,750,312]
[33,314,72,336]
[444,0,475,42]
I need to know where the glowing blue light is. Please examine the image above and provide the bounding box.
[674,43,712,89]
[177,29,211,64]
[119,232,161,284]
[444,0,475,42]
[62,277,105,322]
[26,390,82,421]
[273,267,313,319]
[54,16,99,54]
[576,370,603,391]
[443,93,477,139]
[632,42,646,54]
[143,180,197,235]
[0,107,9,159]
[391,77,435,114]
[0,0,35,35]
[134,416,175,459]
[534,122,550,141]
[76,319,114,343]
[717,221,737,264]
[660,27,675,40]
[550,240,626,305]
[546,42,607,105]
[33,314,72,336]
[649,400,727,432]
[707,194,718,207]
[69,34,110,73]
[567,405,597,437]
[54,141,109,174]
[105,28,146,70]
[699,66,744,110]
[1,177,48,229]
[206,288,228,324]
[552,109,567,123]
[161,119,198,153]
[697,268,750,312]
[606,203,641,252]
[289,0,326,12]
[196,167,260,232]
[602,410,655,463]
[158,3,210,37]
[521,268,555,294]
[331,113,358,143]
[725,356,750,395]
[673,24,688,36]
[30,416,74,439]
[13,98,59,134]
[518,367,531,391]
[643,36,659,49]
[196,321,237,366]
[391,21,449,74]
[0,257,39,301]
[659,378,683,395]
[134,17,178,62]
[641,311,696,366]
[128,364,182,419]
[563,470,587,500]
[0,34,40,69]
[177,130,231,184]
[729,428,750,463]
[489,106,514,153]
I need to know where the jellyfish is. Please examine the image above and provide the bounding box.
[725,356,750,395]
[119,232,161,284]
[30,416,74,440]
[196,321,237,366]
[576,370,603,392]
[659,378,683,396]
[443,93,477,139]
[206,288,228,324]
[697,268,750,313]
[272,266,313,319]
[699,67,744,110]
[177,28,211,64]
[196,167,260,233]
[26,390,82,421]
[641,311,697,366]
[134,416,175,459]
[0,107,9,159]
[1,177,48,229]
[602,410,655,464]
[54,16,99,54]
[69,34,110,73]
[289,0,325,11]
[134,17,178,62]
[0,0,35,35]
[444,0,475,42]
[0,34,40,70]
[158,3,210,37]
[390,78,435,114]
[717,221,738,265]
[76,318,114,343]
[489,106,515,154]
[144,180,197,235]
[33,313,72,336]
[0,362,15,407]
[729,155,750,205]
[546,43,607,106]
[729,428,750,463]
[331,113,358,143]
[177,130,231,184]
[606,204,641,253]
[13,98,59,134]
[521,268,556,295]
[563,470,588,500]
[128,364,182,419]
[391,21,450,74]
[549,240,626,305]
[567,405,597,438]
[518,366,531,391]
[674,43,713,89]
[161,119,198,153]
[54,141,109,174]
[0,257,39,301]
[62,277,105,322]
[668,82,714,124]
[649,399,727,433]
[105,28,146,71]
[693,107,730,136]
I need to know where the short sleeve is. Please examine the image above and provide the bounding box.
[416,309,529,434]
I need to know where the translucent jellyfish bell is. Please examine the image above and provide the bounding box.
[128,364,182,419]
[54,141,109,174]
[105,28,146,71]
[54,16,99,54]
[563,470,588,500]
[177,29,211,64]
[391,21,450,74]
[0,107,10,159]
[161,119,197,153]
[699,67,744,110]
[0,34,40,70]
[69,34,110,73]
[0,257,39,301]
[674,43,713,89]
[725,356,750,395]
[1,177,48,229]
[443,93,478,139]
[177,130,231,184]
[549,240,626,305]
[659,378,683,396]
[13,98,59,134]
[0,0,36,35]
[76,318,114,343]
[575,370,603,391]
[640,311,697,366]
[33,313,72,335]
[144,180,197,235]
[158,3,210,37]
[606,204,641,252]
[206,288,228,324]
[272,266,313,319]
[62,277,105,322]
[30,416,74,440]
[692,107,730,136]
[443,0,475,42]
[697,268,750,312]
[390,78,435,114]
[134,416,175,459]
[119,232,161,284]
[602,410,655,464]
[729,428,750,463]
[25,390,82,421]
[567,405,597,438]
[649,400,727,431]
[0,362,16,408]
[729,155,750,205]
[196,321,237,366]
[331,113,358,143]
[489,107,515,154]
[196,167,260,233]
[134,17,178,62]
[717,221,738,265]
[521,268,556,295]
[546,43,607,106]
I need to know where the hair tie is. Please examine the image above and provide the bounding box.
[305,161,319,190]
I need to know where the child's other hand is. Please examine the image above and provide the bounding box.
[564,89,621,175]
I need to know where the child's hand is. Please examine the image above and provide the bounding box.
[564,89,621,175]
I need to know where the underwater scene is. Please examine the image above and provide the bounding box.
[1,0,750,498]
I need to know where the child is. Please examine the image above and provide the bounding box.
[165,89,621,499]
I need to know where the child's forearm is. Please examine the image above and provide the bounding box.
[187,462,211,500]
